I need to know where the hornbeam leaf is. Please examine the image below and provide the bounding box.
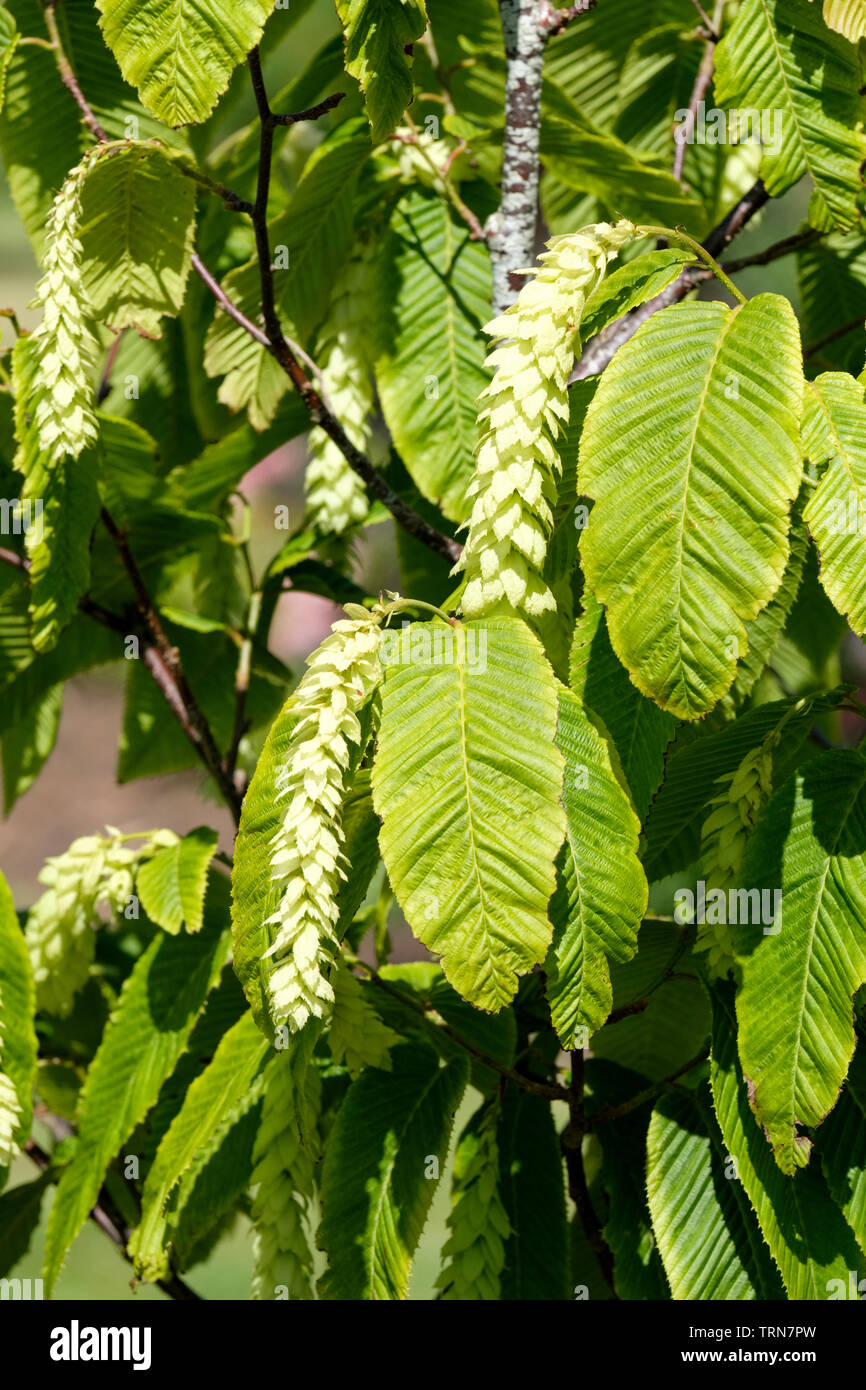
[136,827,220,935]
[497,1085,570,1300]
[715,0,866,230]
[78,146,197,338]
[0,1172,51,1277]
[335,0,428,142]
[580,295,805,719]
[319,1040,467,1299]
[710,982,866,1296]
[372,617,566,1012]
[569,594,676,822]
[802,371,866,636]
[736,751,866,1174]
[814,1044,866,1255]
[95,0,272,126]
[129,1009,269,1281]
[545,688,647,1046]
[43,909,231,1293]
[0,869,37,1192]
[813,0,866,42]
[374,191,492,523]
[647,1086,785,1299]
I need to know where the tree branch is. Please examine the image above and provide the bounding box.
[246,49,461,563]
[24,1138,201,1301]
[589,1048,710,1127]
[673,1,723,182]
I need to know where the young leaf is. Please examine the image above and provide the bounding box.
[136,828,220,935]
[710,982,866,1297]
[43,910,231,1293]
[580,295,805,719]
[714,0,866,229]
[816,0,866,42]
[335,0,428,142]
[802,371,866,635]
[95,0,272,126]
[736,751,866,1173]
[545,688,648,1046]
[78,146,197,338]
[372,617,566,1012]
[319,1040,467,1299]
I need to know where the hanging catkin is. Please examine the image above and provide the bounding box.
[453,221,635,619]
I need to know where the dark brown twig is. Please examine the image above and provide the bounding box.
[560,1051,618,1296]
[590,1048,710,1127]
[804,314,866,360]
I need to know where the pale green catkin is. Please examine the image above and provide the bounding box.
[453,221,635,619]
[436,1103,510,1300]
[327,961,399,1077]
[250,1041,321,1300]
[696,740,776,976]
[26,828,177,1016]
[264,609,384,1033]
[304,249,375,536]
[16,159,98,468]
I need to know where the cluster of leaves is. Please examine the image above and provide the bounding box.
[1,0,866,1304]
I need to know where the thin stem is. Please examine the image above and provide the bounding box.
[723,226,823,273]
[43,1,108,141]
[673,1,723,181]
[590,1049,710,1127]
[637,224,748,303]
[400,115,486,240]
[357,960,570,1101]
[804,314,865,360]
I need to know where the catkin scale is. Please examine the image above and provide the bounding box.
[453,221,635,619]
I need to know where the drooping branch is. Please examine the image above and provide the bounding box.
[560,1050,618,1296]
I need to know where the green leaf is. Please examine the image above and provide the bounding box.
[540,112,707,233]
[497,1086,570,1300]
[714,0,866,230]
[737,750,866,1173]
[95,0,272,126]
[710,981,866,1297]
[580,296,805,719]
[0,868,37,1191]
[335,0,428,142]
[642,694,841,881]
[817,0,866,42]
[372,617,566,1012]
[569,594,676,822]
[129,1009,269,1280]
[374,191,491,522]
[587,1060,669,1300]
[0,0,187,252]
[42,908,231,1293]
[0,7,18,114]
[0,1171,52,1277]
[802,371,866,636]
[170,1094,263,1271]
[545,689,647,1047]
[815,1044,866,1255]
[798,233,866,374]
[319,1040,467,1299]
[136,828,220,935]
[1,682,62,813]
[78,146,196,338]
[579,248,695,348]
[647,1085,786,1299]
